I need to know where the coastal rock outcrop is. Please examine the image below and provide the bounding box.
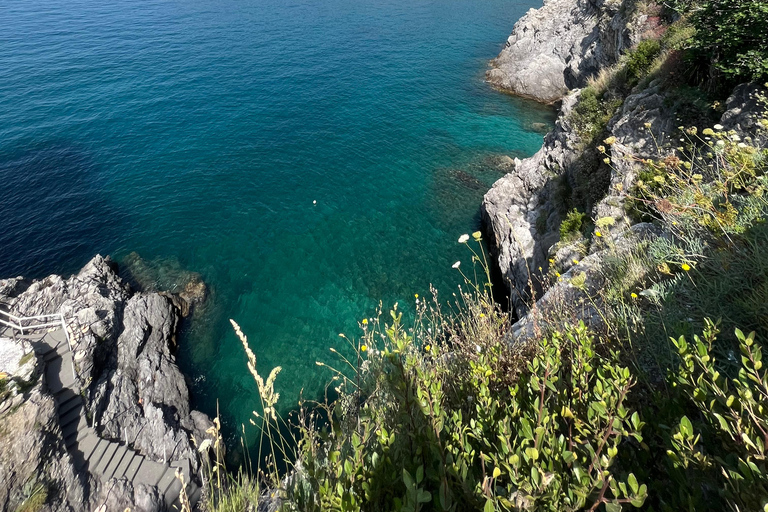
[0,255,211,511]
[483,0,767,336]
[486,0,659,103]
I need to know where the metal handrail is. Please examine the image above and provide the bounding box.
[0,309,76,380]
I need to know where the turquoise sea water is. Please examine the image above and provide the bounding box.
[0,0,553,448]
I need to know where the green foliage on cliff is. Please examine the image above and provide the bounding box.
[688,0,768,82]
[559,209,587,242]
[666,0,768,84]
[624,40,662,85]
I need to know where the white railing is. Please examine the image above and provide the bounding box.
[0,309,76,379]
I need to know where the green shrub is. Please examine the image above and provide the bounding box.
[666,322,768,510]
[287,313,647,512]
[689,0,768,82]
[569,87,623,143]
[559,209,586,242]
[625,40,662,84]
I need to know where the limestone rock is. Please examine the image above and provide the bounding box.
[0,255,211,508]
[482,91,583,317]
[509,223,660,341]
[487,0,654,103]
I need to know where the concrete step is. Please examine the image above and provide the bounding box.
[71,432,100,471]
[64,415,88,448]
[57,393,81,417]
[171,481,201,511]
[62,411,86,440]
[104,445,130,480]
[60,404,83,430]
[113,451,136,480]
[87,438,113,472]
[156,469,177,499]
[31,338,58,357]
[54,388,79,406]
[45,329,67,345]
[133,459,167,487]
[58,357,77,389]
[93,441,119,476]
[124,454,145,481]
[171,458,191,482]
[188,482,202,507]
[163,477,183,509]
[44,341,70,362]
[45,357,66,393]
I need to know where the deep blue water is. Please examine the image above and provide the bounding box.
[0,0,552,447]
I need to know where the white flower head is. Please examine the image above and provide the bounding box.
[714,124,724,130]
[458,234,470,244]
[452,261,461,269]
[716,140,725,147]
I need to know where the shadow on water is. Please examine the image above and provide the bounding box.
[0,141,127,278]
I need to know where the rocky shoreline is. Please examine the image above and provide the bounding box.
[0,256,213,512]
[481,0,766,337]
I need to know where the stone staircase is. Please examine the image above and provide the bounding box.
[1,324,201,510]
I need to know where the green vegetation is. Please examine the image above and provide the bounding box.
[559,208,587,242]
[688,0,768,82]
[624,40,662,86]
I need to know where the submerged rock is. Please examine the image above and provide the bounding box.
[121,252,208,317]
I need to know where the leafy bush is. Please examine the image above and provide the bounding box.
[559,209,587,242]
[287,314,647,512]
[625,40,662,85]
[667,322,768,510]
[569,87,622,143]
[689,0,768,82]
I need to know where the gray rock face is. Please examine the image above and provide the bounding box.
[90,293,200,471]
[509,223,660,341]
[0,340,94,512]
[93,479,162,512]
[721,83,768,144]
[481,92,584,317]
[0,255,211,510]
[487,0,656,103]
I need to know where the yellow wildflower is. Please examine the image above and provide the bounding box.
[424,344,431,352]
[472,231,482,241]
[361,345,368,352]
[631,293,638,298]
[604,136,617,145]
[362,318,368,325]
[414,293,419,299]
[682,263,691,272]
[595,231,602,237]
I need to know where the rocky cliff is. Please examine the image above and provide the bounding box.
[486,0,660,103]
[482,0,766,336]
[0,256,213,512]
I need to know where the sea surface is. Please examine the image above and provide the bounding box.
[0,0,553,450]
